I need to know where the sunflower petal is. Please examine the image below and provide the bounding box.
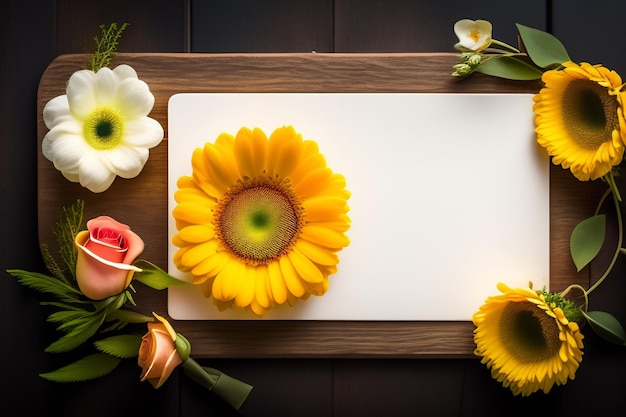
[279,256,306,297]
[287,247,324,283]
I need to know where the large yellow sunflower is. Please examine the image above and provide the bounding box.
[171,125,351,315]
[473,283,584,396]
[534,61,626,181]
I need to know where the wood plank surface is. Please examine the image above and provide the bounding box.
[36,52,600,358]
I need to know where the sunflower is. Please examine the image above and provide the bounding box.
[171,125,351,315]
[534,61,626,181]
[472,283,584,396]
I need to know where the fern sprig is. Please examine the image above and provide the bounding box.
[40,243,69,284]
[52,199,85,279]
[89,22,129,72]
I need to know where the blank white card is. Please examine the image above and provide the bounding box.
[167,93,549,321]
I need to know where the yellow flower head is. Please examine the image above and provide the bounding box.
[534,61,626,181]
[172,126,351,315]
[472,283,584,396]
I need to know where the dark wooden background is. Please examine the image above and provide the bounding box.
[3,1,626,416]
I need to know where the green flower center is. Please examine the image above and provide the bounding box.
[83,105,125,150]
[562,79,619,150]
[499,301,561,363]
[215,177,304,265]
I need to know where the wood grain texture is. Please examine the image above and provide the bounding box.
[37,53,596,358]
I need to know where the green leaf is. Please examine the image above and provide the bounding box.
[39,353,122,383]
[581,310,626,345]
[94,334,142,359]
[7,269,83,302]
[474,55,544,80]
[47,308,91,324]
[516,23,570,68]
[570,214,606,271]
[45,312,106,353]
[106,309,154,324]
[133,260,187,290]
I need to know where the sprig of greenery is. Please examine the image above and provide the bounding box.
[51,199,85,280]
[453,23,570,80]
[89,22,129,72]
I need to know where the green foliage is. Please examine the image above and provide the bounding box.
[39,353,122,383]
[474,55,544,80]
[89,23,129,72]
[42,291,134,353]
[40,243,69,284]
[540,289,583,324]
[175,333,192,362]
[570,214,606,272]
[516,23,571,69]
[453,22,571,81]
[8,199,181,384]
[7,269,82,302]
[581,310,626,345]
[133,260,188,290]
[105,309,155,324]
[94,334,142,359]
[45,310,107,353]
[51,199,85,280]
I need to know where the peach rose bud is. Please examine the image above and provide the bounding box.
[138,314,184,388]
[75,216,144,300]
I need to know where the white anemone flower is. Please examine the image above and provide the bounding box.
[454,19,492,52]
[42,64,164,193]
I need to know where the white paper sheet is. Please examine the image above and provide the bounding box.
[167,93,549,321]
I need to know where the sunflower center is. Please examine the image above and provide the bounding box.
[498,301,561,363]
[215,177,304,265]
[83,105,125,150]
[561,79,619,150]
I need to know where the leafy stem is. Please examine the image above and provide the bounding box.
[488,39,521,53]
[587,171,623,296]
[559,283,589,311]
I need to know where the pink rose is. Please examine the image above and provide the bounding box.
[74,216,144,300]
[138,314,183,388]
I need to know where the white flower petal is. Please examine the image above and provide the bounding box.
[93,67,119,105]
[105,145,150,178]
[454,19,492,52]
[47,136,91,174]
[62,171,80,183]
[43,95,71,128]
[66,69,98,119]
[114,78,155,118]
[78,153,117,193]
[124,117,164,148]
[42,120,84,163]
[113,64,138,80]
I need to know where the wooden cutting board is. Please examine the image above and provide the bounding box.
[36,53,599,357]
